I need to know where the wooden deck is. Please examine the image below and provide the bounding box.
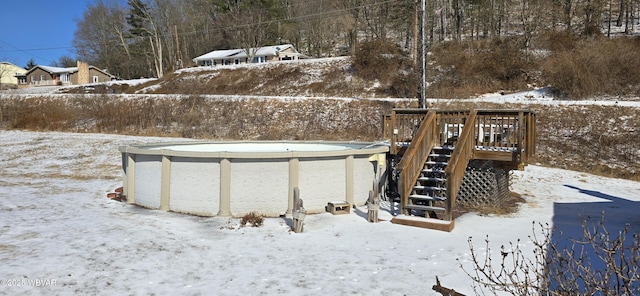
[384,109,536,230]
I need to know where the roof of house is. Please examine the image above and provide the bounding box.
[193,44,299,62]
[38,65,78,74]
[1,62,27,74]
[17,64,115,78]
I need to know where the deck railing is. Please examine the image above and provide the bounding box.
[385,109,431,155]
[385,109,536,163]
[443,110,477,221]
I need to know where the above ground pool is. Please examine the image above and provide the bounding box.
[119,141,389,217]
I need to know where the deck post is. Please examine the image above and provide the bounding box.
[292,187,305,233]
[367,183,379,223]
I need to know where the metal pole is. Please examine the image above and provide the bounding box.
[420,0,427,108]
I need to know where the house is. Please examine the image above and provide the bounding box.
[193,44,304,67]
[0,62,27,89]
[15,61,115,89]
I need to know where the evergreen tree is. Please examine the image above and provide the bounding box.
[25,58,36,70]
[126,0,150,37]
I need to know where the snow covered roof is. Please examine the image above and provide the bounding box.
[193,49,243,60]
[37,65,78,74]
[193,44,299,62]
[17,64,115,78]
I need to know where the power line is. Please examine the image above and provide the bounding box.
[175,0,405,38]
[78,0,406,44]
[1,46,73,52]
[0,39,58,64]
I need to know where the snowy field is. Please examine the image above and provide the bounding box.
[0,130,639,295]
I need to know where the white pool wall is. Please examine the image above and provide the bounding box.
[119,141,388,217]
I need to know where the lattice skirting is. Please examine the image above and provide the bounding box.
[456,160,510,207]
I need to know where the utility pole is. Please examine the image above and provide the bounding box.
[419,0,427,108]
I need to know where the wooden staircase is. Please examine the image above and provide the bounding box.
[386,109,535,232]
[404,145,452,216]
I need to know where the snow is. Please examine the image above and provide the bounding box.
[143,142,378,153]
[176,57,350,74]
[1,130,639,295]
[462,87,640,107]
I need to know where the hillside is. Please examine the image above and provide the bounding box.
[59,57,400,99]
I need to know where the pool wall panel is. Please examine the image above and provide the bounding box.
[133,155,162,209]
[354,156,376,205]
[298,157,346,213]
[169,158,220,216]
[230,159,289,216]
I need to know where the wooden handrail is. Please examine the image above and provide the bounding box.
[396,110,437,214]
[444,110,477,221]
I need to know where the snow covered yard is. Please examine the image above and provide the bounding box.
[0,130,638,295]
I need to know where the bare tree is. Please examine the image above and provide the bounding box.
[210,0,281,62]
[520,0,547,56]
[74,0,136,78]
[51,55,77,68]
[0,62,13,90]
[127,0,164,78]
[295,0,341,57]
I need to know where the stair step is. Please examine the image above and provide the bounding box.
[391,215,455,232]
[409,194,446,202]
[433,146,455,151]
[417,177,446,182]
[422,168,445,173]
[425,161,448,166]
[414,185,446,191]
[429,153,452,158]
[405,204,446,213]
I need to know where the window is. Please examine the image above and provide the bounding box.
[19,77,26,84]
[31,76,35,82]
[40,75,45,81]
[93,76,99,83]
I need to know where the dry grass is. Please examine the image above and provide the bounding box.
[456,191,527,217]
[0,95,406,141]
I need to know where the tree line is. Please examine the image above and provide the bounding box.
[72,0,639,80]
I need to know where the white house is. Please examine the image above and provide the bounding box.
[193,44,303,67]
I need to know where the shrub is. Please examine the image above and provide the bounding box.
[541,38,640,98]
[429,38,535,98]
[352,38,416,95]
[240,212,264,227]
[534,30,579,52]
